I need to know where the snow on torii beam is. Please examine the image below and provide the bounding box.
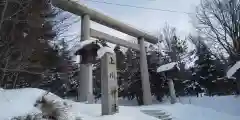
[90,29,140,51]
[51,0,158,44]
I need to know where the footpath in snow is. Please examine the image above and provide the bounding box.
[0,88,240,120]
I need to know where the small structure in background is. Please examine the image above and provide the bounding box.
[157,62,179,73]
[226,61,240,94]
[157,62,179,104]
[226,61,240,79]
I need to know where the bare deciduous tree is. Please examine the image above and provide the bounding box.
[196,0,240,62]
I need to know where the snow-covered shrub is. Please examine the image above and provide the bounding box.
[10,113,46,120]
[33,92,78,120]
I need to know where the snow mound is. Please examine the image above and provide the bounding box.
[97,46,115,59]
[0,88,46,120]
[157,62,178,73]
[227,61,240,78]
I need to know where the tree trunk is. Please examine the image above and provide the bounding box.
[136,94,144,105]
[236,81,240,94]
[235,71,240,94]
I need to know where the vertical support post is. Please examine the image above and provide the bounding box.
[138,37,152,105]
[77,14,94,103]
[168,79,177,104]
[101,52,118,115]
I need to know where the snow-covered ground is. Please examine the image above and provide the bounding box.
[140,103,240,120]
[0,88,239,120]
[178,95,240,116]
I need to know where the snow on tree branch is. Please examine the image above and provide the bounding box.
[226,61,240,78]
[157,62,179,73]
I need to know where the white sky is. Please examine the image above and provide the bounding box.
[65,0,201,52]
[64,0,201,62]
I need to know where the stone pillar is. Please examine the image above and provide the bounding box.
[78,14,94,103]
[138,37,152,105]
[168,79,177,104]
[101,52,118,115]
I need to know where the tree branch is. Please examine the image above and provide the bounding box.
[0,0,8,31]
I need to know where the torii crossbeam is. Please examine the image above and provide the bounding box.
[51,0,158,105]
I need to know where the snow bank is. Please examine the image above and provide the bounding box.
[157,62,178,73]
[178,95,240,116]
[140,103,240,120]
[227,61,240,78]
[0,88,45,119]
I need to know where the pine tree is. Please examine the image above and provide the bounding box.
[0,0,70,88]
[158,25,189,101]
[120,48,143,105]
[92,40,109,100]
[147,49,167,101]
[193,42,225,96]
[114,45,127,97]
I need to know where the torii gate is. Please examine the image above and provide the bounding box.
[52,0,158,105]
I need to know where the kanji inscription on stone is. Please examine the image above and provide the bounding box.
[101,52,118,115]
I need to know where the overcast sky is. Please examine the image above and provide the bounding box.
[68,0,200,41]
[66,0,201,62]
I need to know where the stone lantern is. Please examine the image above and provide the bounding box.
[74,41,101,64]
[157,62,179,104]
[74,40,101,102]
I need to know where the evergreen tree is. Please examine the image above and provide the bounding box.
[193,41,225,96]
[157,25,189,101]
[38,39,76,97]
[147,49,167,102]
[114,45,127,97]
[92,40,109,100]
[119,48,144,105]
[0,0,71,89]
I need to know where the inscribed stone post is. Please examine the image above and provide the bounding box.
[101,52,118,115]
